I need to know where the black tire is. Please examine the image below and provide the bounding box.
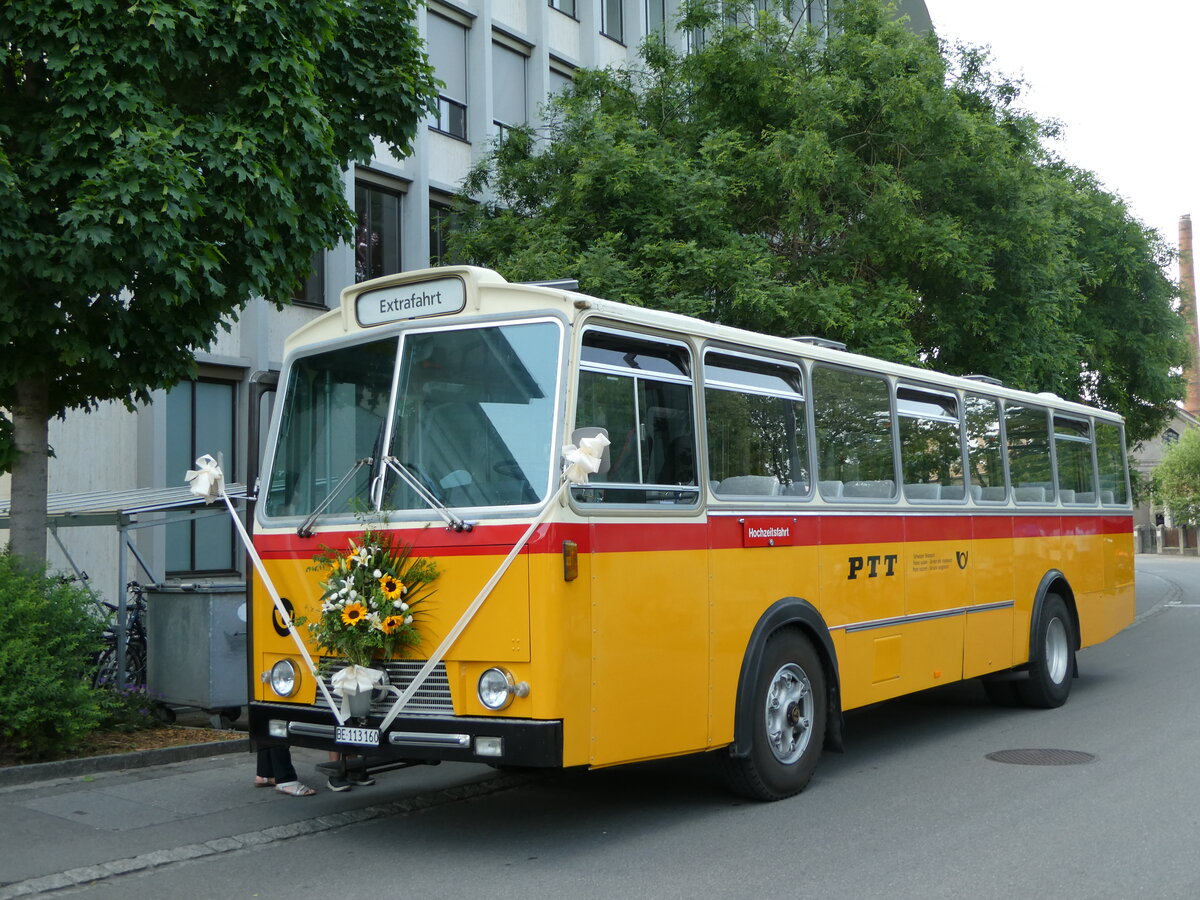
[125,641,148,691]
[1016,593,1075,709]
[93,647,119,689]
[93,641,147,691]
[721,630,826,801]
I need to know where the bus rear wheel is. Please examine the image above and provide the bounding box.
[722,630,826,801]
[1017,593,1074,709]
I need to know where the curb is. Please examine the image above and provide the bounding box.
[0,738,250,790]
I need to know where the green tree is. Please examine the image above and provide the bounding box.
[452,0,1186,444]
[1153,429,1200,526]
[1,0,438,565]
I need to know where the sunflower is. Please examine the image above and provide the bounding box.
[380,614,404,634]
[340,602,368,626]
[379,574,406,600]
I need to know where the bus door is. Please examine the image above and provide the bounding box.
[572,328,708,766]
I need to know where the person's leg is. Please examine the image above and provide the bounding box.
[254,748,274,786]
[327,751,351,791]
[271,745,298,783]
[271,745,315,797]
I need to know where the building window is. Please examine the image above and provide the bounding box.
[548,66,574,99]
[292,253,325,308]
[646,0,666,36]
[492,42,528,136]
[602,0,624,41]
[428,13,468,140]
[166,379,237,575]
[549,0,577,17]
[354,181,402,283]
[429,201,458,266]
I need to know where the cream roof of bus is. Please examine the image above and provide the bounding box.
[284,265,1124,425]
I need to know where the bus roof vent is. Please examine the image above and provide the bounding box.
[522,279,580,291]
[963,374,1003,386]
[790,336,847,352]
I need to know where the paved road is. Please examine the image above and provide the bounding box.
[4,555,1199,899]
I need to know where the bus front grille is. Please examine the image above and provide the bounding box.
[315,659,454,717]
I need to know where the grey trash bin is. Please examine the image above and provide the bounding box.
[145,583,248,711]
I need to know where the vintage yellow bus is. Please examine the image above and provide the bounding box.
[248,265,1134,800]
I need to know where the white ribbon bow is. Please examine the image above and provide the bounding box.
[185,454,225,504]
[562,433,611,484]
[330,664,386,720]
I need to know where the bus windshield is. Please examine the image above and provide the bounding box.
[264,319,562,519]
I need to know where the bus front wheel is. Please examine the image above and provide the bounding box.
[722,630,826,801]
[1017,592,1075,709]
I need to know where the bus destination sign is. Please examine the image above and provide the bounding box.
[356,276,466,326]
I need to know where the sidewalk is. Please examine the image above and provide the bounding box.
[0,740,518,898]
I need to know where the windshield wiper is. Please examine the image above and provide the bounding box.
[378,456,473,533]
[296,458,371,538]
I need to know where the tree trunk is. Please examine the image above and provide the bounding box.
[9,377,50,570]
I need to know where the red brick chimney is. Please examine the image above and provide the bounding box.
[1180,215,1200,418]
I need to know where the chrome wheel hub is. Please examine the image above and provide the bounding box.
[765,662,814,764]
[1045,616,1069,684]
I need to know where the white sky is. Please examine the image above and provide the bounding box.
[923,1,1199,270]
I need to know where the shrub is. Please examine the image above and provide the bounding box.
[96,684,162,733]
[0,552,106,760]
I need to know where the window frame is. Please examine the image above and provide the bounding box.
[1052,414,1098,505]
[811,363,899,503]
[703,347,813,502]
[354,178,404,283]
[602,0,625,43]
[570,326,701,511]
[1004,403,1057,506]
[165,377,240,576]
[428,12,469,140]
[895,382,968,504]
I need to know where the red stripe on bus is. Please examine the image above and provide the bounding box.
[254,513,1132,559]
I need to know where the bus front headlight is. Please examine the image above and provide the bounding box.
[478,667,516,710]
[269,659,300,697]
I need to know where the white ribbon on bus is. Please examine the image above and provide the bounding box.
[187,431,610,733]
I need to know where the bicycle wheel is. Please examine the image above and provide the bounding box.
[93,646,119,689]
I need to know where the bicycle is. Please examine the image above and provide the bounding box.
[92,582,149,691]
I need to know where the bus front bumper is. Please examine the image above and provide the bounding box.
[249,702,563,768]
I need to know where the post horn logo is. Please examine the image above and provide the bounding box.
[955,551,969,570]
[273,596,296,637]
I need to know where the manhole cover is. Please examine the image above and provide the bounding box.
[986,749,1097,766]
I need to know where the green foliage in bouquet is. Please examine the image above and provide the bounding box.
[301,527,438,668]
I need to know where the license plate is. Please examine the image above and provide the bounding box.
[335,726,380,746]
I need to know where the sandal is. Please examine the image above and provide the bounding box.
[275,781,316,797]
[254,776,275,787]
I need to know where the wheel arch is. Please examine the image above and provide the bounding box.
[1029,570,1080,663]
[728,597,843,758]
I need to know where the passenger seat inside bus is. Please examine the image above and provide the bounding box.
[843,479,895,498]
[715,475,782,495]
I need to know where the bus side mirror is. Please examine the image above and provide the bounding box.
[570,427,611,475]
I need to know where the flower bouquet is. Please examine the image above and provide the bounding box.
[300,526,438,715]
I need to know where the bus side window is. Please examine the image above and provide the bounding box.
[812,366,896,501]
[573,330,698,505]
[1053,416,1097,504]
[704,352,809,499]
[897,385,964,502]
[1094,420,1130,505]
[964,395,1006,502]
[1005,405,1055,504]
